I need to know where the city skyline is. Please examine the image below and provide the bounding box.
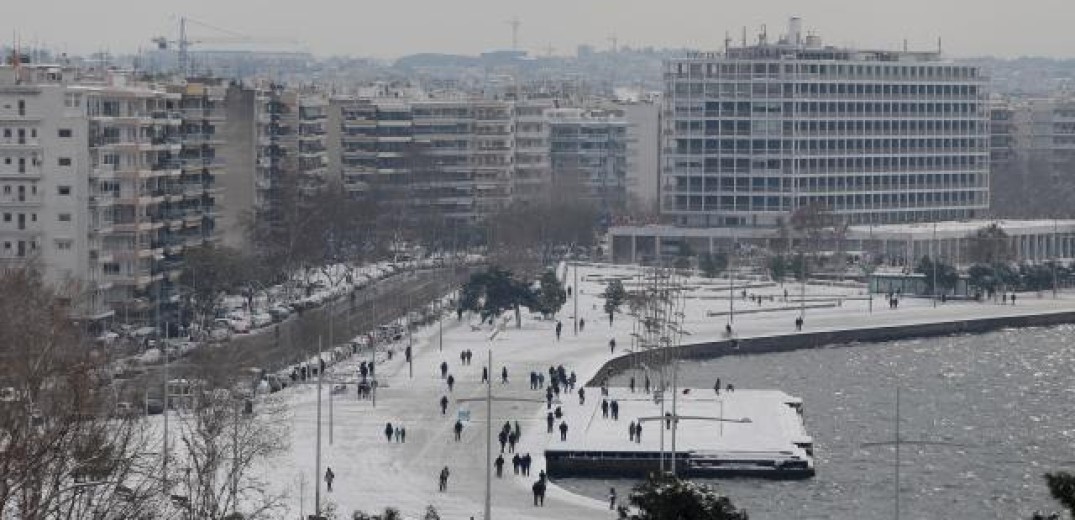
[4,0,1075,60]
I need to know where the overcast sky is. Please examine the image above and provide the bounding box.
[4,0,1075,59]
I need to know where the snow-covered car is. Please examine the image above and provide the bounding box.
[251,313,273,329]
[214,317,250,334]
[268,305,291,322]
[208,327,232,342]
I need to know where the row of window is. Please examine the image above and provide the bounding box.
[670,61,980,80]
[668,191,986,212]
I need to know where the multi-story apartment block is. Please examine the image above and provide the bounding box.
[662,18,990,228]
[328,96,518,228]
[0,65,223,323]
[989,99,1017,169]
[511,99,553,201]
[1015,97,1075,166]
[547,107,630,212]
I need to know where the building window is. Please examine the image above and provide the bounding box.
[58,213,71,222]
[2,213,9,222]
[2,186,8,194]
[17,100,25,116]
[2,242,8,250]
[55,239,72,250]
[103,263,120,275]
[58,129,72,138]
[58,157,72,166]
[58,186,71,196]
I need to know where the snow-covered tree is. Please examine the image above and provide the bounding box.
[624,474,748,520]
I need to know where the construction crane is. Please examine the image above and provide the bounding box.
[152,16,298,77]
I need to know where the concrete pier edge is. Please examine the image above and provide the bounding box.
[592,309,1075,382]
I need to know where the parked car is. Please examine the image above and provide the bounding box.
[251,313,273,329]
[268,305,291,322]
[145,398,165,415]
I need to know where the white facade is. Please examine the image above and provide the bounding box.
[663,19,990,228]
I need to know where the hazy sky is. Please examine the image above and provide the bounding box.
[4,0,1075,59]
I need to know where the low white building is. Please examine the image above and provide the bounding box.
[609,219,1075,266]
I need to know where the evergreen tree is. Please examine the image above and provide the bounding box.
[603,279,628,324]
[624,474,748,520]
[536,270,567,319]
[699,253,728,278]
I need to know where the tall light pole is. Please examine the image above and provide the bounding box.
[573,262,579,336]
[454,343,543,520]
[315,336,323,517]
[1052,218,1059,298]
[932,223,938,307]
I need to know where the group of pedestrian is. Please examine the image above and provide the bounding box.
[600,398,621,420]
[358,360,374,380]
[529,371,547,389]
[458,349,474,365]
[794,316,805,331]
[512,453,533,475]
[498,422,521,453]
[383,422,406,443]
[627,421,643,443]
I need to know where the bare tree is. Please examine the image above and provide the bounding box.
[0,265,166,519]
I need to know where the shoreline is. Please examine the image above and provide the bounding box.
[594,306,1075,381]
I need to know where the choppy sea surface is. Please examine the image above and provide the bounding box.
[559,326,1075,519]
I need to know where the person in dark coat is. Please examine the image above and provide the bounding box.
[555,321,562,341]
[512,453,521,475]
[559,421,569,441]
[454,420,463,441]
[579,318,586,331]
[635,422,642,443]
[494,454,505,478]
[384,422,394,442]
[547,412,555,433]
[554,406,563,419]
[578,387,586,405]
[440,361,448,379]
[501,366,509,384]
[532,479,546,506]
[602,399,610,418]
[629,377,635,393]
[609,338,616,353]
[400,427,406,443]
[439,466,450,492]
[508,431,518,453]
[447,374,455,392]
[482,367,488,383]
[440,395,449,415]
[610,400,619,420]
[498,430,508,452]
[514,420,522,442]
[325,467,335,492]
[522,453,532,476]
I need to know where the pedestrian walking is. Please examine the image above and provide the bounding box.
[547,412,555,433]
[512,453,521,475]
[559,421,569,441]
[529,371,537,390]
[439,466,450,492]
[532,479,546,506]
[501,366,509,384]
[460,351,466,365]
[440,361,448,379]
[394,427,402,442]
[522,453,532,475]
[514,420,522,442]
[609,338,616,353]
[578,387,586,405]
[1012,293,1017,305]
[440,395,449,415]
[610,400,619,420]
[628,421,636,442]
[495,454,505,478]
[325,467,335,492]
[644,375,651,393]
[635,422,642,443]
[454,420,463,441]
[580,318,586,331]
[400,427,406,443]
[447,374,455,392]
[554,406,563,419]
[555,321,562,341]
[629,376,635,393]
[508,431,517,453]
[601,399,609,418]
[498,430,508,452]
[538,372,545,388]
[384,422,394,443]
[482,366,488,383]
[608,487,617,510]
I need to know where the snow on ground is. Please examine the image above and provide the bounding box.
[259,263,1075,519]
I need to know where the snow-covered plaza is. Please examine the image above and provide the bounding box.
[259,262,1075,519]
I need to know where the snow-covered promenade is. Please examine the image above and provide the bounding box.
[262,263,1075,519]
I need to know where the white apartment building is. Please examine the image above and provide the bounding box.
[547,107,630,212]
[0,65,223,324]
[662,18,990,228]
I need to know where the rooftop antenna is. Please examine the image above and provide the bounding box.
[608,34,619,53]
[760,24,768,45]
[937,37,942,56]
[741,26,747,47]
[724,31,732,54]
[903,39,908,52]
[507,16,521,51]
